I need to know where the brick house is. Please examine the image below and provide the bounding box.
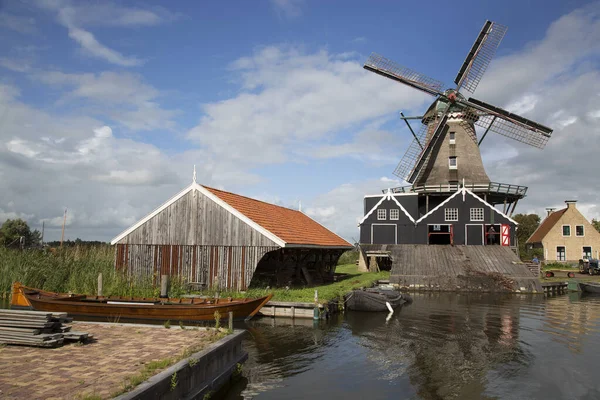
[526,200,600,262]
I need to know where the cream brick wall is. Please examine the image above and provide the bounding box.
[541,204,600,262]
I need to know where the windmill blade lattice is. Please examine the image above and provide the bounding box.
[364,53,445,97]
[393,122,429,181]
[454,21,507,94]
[459,97,553,148]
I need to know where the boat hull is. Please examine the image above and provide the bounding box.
[580,282,600,294]
[11,282,272,322]
[345,289,407,312]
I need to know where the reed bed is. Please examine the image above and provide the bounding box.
[0,246,185,300]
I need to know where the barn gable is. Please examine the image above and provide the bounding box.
[359,191,418,245]
[416,187,517,246]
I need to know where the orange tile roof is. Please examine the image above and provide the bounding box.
[526,208,567,244]
[202,186,352,248]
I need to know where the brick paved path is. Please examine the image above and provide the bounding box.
[0,323,214,400]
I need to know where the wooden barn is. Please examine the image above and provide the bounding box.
[359,186,517,247]
[110,180,352,290]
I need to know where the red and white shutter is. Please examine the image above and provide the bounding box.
[501,224,510,246]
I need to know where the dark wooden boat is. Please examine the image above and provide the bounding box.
[579,282,600,294]
[10,282,272,322]
[345,288,409,312]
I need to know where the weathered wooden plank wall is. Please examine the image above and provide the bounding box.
[117,190,278,247]
[115,244,277,291]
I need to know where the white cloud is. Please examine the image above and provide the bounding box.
[270,0,304,18]
[35,70,178,131]
[188,46,428,168]
[36,1,175,67]
[0,12,36,34]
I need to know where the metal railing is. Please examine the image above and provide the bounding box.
[385,181,528,196]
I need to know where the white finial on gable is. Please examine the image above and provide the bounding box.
[462,178,466,201]
[386,187,393,199]
[193,165,197,183]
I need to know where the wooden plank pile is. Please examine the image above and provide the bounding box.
[0,309,91,348]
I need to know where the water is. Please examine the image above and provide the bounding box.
[226,293,600,400]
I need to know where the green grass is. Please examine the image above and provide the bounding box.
[541,275,600,283]
[0,246,186,299]
[200,264,389,303]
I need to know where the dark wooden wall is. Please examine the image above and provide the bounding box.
[360,198,417,244]
[115,244,278,290]
[116,190,278,247]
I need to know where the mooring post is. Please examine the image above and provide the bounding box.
[97,273,103,297]
[160,275,169,298]
[313,290,319,320]
[228,311,233,331]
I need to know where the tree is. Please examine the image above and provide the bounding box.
[0,219,41,248]
[592,219,600,233]
[513,213,541,260]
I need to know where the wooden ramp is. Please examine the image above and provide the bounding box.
[361,244,541,293]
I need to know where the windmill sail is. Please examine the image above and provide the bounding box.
[455,21,507,94]
[407,115,449,183]
[364,53,444,97]
[394,122,430,181]
[460,97,553,148]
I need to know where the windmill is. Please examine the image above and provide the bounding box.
[364,20,553,214]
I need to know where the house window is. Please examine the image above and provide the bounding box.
[576,225,584,236]
[583,246,592,259]
[445,208,458,221]
[390,209,400,220]
[449,131,456,144]
[377,209,386,220]
[562,225,571,236]
[470,208,484,221]
[556,246,566,261]
[449,156,457,170]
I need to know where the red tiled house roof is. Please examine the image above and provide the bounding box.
[202,186,352,248]
[526,208,567,244]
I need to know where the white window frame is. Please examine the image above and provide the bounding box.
[449,131,456,144]
[556,246,566,261]
[445,208,458,222]
[470,208,484,222]
[377,209,386,220]
[562,225,571,237]
[449,156,457,170]
[371,224,397,245]
[576,225,584,237]
[390,209,400,220]
[583,246,592,259]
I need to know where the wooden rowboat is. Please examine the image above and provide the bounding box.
[579,282,600,294]
[10,282,272,322]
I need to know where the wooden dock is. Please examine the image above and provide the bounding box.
[541,282,569,295]
[362,244,542,293]
[257,300,338,319]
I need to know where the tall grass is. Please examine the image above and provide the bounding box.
[0,246,184,299]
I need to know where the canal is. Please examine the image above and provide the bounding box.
[225,293,600,400]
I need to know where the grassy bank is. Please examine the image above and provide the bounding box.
[0,246,186,299]
[200,263,389,303]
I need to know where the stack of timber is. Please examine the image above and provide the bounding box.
[0,309,90,347]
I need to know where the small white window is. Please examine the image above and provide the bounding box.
[390,209,400,220]
[562,225,571,237]
[377,209,386,220]
[445,208,458,221]
[449,156,457,170]
[449,131,456,144]
[556,246,566,261]
[576,225,584,237]
[470,208,484,221]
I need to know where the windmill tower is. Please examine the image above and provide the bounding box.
[364,21,553,216]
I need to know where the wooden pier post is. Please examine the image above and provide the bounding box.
[228,311,233,331]
[160,275,169,298]
[97,273,103,297]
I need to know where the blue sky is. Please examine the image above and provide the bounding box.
[0,0,598,241]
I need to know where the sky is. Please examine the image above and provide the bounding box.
[0,0,599,243]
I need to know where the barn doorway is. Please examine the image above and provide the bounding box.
[465,224,484,245]
[428,224,452,245]
[485,224,501,245]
